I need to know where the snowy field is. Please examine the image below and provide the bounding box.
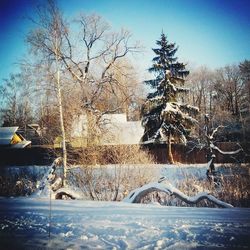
[1,197,250,249]
[1,163,248,184]
[1,163,249,249]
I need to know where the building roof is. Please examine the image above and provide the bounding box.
[0,127,18,145]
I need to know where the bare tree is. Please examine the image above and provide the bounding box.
[23,2,143,192]
[52,13,142,113]
[186,66,213,114]
[213,65,244,116]
[239,60,250,142]
[187,65,247,141]
[57,13,142,146]
[26,0,68,186]
[0,71,34,127]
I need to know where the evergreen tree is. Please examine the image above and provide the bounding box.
[141,33,199,163]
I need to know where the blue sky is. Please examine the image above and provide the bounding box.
[0,0,250,81]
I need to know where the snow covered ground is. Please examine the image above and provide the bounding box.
[1,163,247,185]
[1,163,249,249]
[0,197,250,249]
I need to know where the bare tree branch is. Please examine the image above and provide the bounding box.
[210,143,243,155]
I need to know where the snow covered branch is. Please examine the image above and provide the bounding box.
[123,179,233,208]
[34,157,82,200]
[37,157,62,191]
[54,187,82,200]
[210,143,243,155]
[209,125,224,139]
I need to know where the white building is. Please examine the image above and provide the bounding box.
[71,113,144,146]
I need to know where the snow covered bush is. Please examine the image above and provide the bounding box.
[139,165,250,207]
[67,145,155,201]
[0,174,37,196]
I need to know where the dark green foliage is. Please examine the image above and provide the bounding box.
[141,33,198,144]
[145,33,189,90]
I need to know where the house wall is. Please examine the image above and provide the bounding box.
[71,113,144,145]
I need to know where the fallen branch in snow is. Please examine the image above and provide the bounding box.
[35,158,81,200]
[123,179,233,208]
[37,157,62,192]
[54,187,82,200]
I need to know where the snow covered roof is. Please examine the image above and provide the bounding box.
[0,127,31,148]
[0,127,18,145]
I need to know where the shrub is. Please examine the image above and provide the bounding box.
[67,144,156,201]
[141,165,250,207]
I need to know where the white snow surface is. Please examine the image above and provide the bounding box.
[1,164,250,249]
[1,163,248,187]
[0,197,250,249]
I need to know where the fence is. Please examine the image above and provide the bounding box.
[0,142,248,166]
[142,142,248,164]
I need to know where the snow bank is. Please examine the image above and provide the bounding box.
[0,198,249,249]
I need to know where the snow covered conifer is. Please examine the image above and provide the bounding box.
[141,33,199,163]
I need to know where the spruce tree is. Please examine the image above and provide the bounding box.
[141,33,198,163]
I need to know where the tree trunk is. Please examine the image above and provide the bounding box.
[167,134,174,164]
[57,82,67,186]
[55,38,67,187]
